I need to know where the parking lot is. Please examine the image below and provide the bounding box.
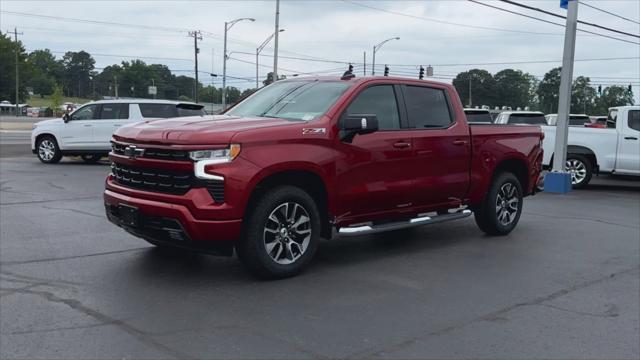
[0,147,638,359]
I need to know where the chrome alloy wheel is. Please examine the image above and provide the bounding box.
[263,202,312,265]
[38,139,56,161]
[496,182,519,226]
[566,159,587,185]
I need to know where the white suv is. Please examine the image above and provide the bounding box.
[31,99,205,164]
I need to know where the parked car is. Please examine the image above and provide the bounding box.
[493,111,547,125]
[541,106,640,188]
[104,76,543,278]
[463,108,493,124]
[31,99,205,164]
[545,113,591,127]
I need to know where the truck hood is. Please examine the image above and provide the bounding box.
[114,114,296,145]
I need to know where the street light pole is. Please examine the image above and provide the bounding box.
[222,17,255,111]
[273,0,280,83]
[371,37,399,76]
[256,29,285,88]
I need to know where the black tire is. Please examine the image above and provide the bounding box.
[474,172,523,236]
[36,135,62,164]
[566,154,592,189]
[81,154,102,164]
[237,186,321,279]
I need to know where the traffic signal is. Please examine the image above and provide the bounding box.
[384,65,389,76]
[598,85,602,95]
[629,84,633,92]
[419,66,425,80]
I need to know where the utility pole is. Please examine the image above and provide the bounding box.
[468,76,472,108]
[363,51,366,76]
[273,0,281,83]
[7,27,23,116]
[546,0,579,193]
[372,37,400,76]
[114,75,119,98]
[257,29,284,88]
[188,30,203,103]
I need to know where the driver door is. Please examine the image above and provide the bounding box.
[59,104,99,149]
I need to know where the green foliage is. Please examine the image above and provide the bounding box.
[494,69,533,109]
[28,49,65,96]
[49,84,64,115]
[226,87,242,103]
[61,50,96,98]
[571,76,598,113]
[536,67,562,113]
[0,33,33,103]
[594,85,634,114]
[452,69,497,108]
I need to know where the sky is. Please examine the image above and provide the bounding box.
[1,0,639,101]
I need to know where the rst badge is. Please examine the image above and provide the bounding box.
[302,128,326,135]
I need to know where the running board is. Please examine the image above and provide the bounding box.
[338,210,472,237]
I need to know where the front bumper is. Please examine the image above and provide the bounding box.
[104,188,242,251]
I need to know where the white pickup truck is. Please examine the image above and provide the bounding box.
[542,105,639,188]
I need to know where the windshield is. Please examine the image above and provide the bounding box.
[227,81,350,121]
[465,111,493,123]
[508,114,546,125]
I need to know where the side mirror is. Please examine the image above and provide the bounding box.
[342,114,378,142]
[63,113,70,123]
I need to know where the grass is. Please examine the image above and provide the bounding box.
[27,95,93,108]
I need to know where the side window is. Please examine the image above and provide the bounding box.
[346,85,400,130]
[139,103,177,118]
[404,86,452,128]
[628,110,640,131]
[99,103,129,120]
[70,104,99,121]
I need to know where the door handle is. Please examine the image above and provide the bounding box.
[624,136,638,140]
[452,139,468,146]
[83,124,92,127]
[393,141,411,149]
[113,124,121,127]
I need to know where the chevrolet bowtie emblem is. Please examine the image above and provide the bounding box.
[124,145,145,159]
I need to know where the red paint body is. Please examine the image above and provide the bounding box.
[105,77,543,246]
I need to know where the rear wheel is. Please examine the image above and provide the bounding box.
[81,154,102,164]
[474,172,523,236]
[566,154,592,189]
[237,186,320,279]
[36,136,62,164]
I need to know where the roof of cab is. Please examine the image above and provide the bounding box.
[84,99,198,105]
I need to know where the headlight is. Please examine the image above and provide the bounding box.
[192,144,241,181]
[189,144,241,163]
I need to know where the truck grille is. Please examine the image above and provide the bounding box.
[111,163,192,194]
[111,142,190,161]
[111,162,225,202]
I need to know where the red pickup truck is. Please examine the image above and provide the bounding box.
[105,76,543,278]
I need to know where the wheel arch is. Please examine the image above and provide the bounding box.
[244,168,332,239]
[494,157,530,191]
[35,132,59,147]
[549,145,598,171]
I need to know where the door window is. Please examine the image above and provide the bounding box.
[99,103,129,119]
[346,85,400,130]
[628,110,640,131]
[404,86,452,128]
[71,104,98,120]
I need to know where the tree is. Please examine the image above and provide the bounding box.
[240,88,257,98]
[95,64,122,98]
[263,72,286,86]
[0,33,33,103]
[226,86,242,103]
[29,74,56,98]
[594,85,634,114]
[537,67,562,113]
[62,51,95,98]
[452,69,496,108]
[49,84,63,115]
[494,69,533,109]
[571,76,597,113]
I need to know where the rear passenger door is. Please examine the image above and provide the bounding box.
[616,109,640,174]
[402,85,471,209]
[92,103,130,150]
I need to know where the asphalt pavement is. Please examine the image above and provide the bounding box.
[0,155,639,359]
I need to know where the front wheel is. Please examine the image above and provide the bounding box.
[474,172,523,236]
[237,186,321,279]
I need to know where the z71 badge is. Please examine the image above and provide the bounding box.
[302,128,326,135]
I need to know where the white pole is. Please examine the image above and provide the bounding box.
[222,22,228,110]
[552,0,579,173]
[273,0,280,82]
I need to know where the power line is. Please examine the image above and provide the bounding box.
[467,0,640,45]
[342,0,563,36]
[498,0,640,39]
[30,50,192,62]
[579,1,640,26]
